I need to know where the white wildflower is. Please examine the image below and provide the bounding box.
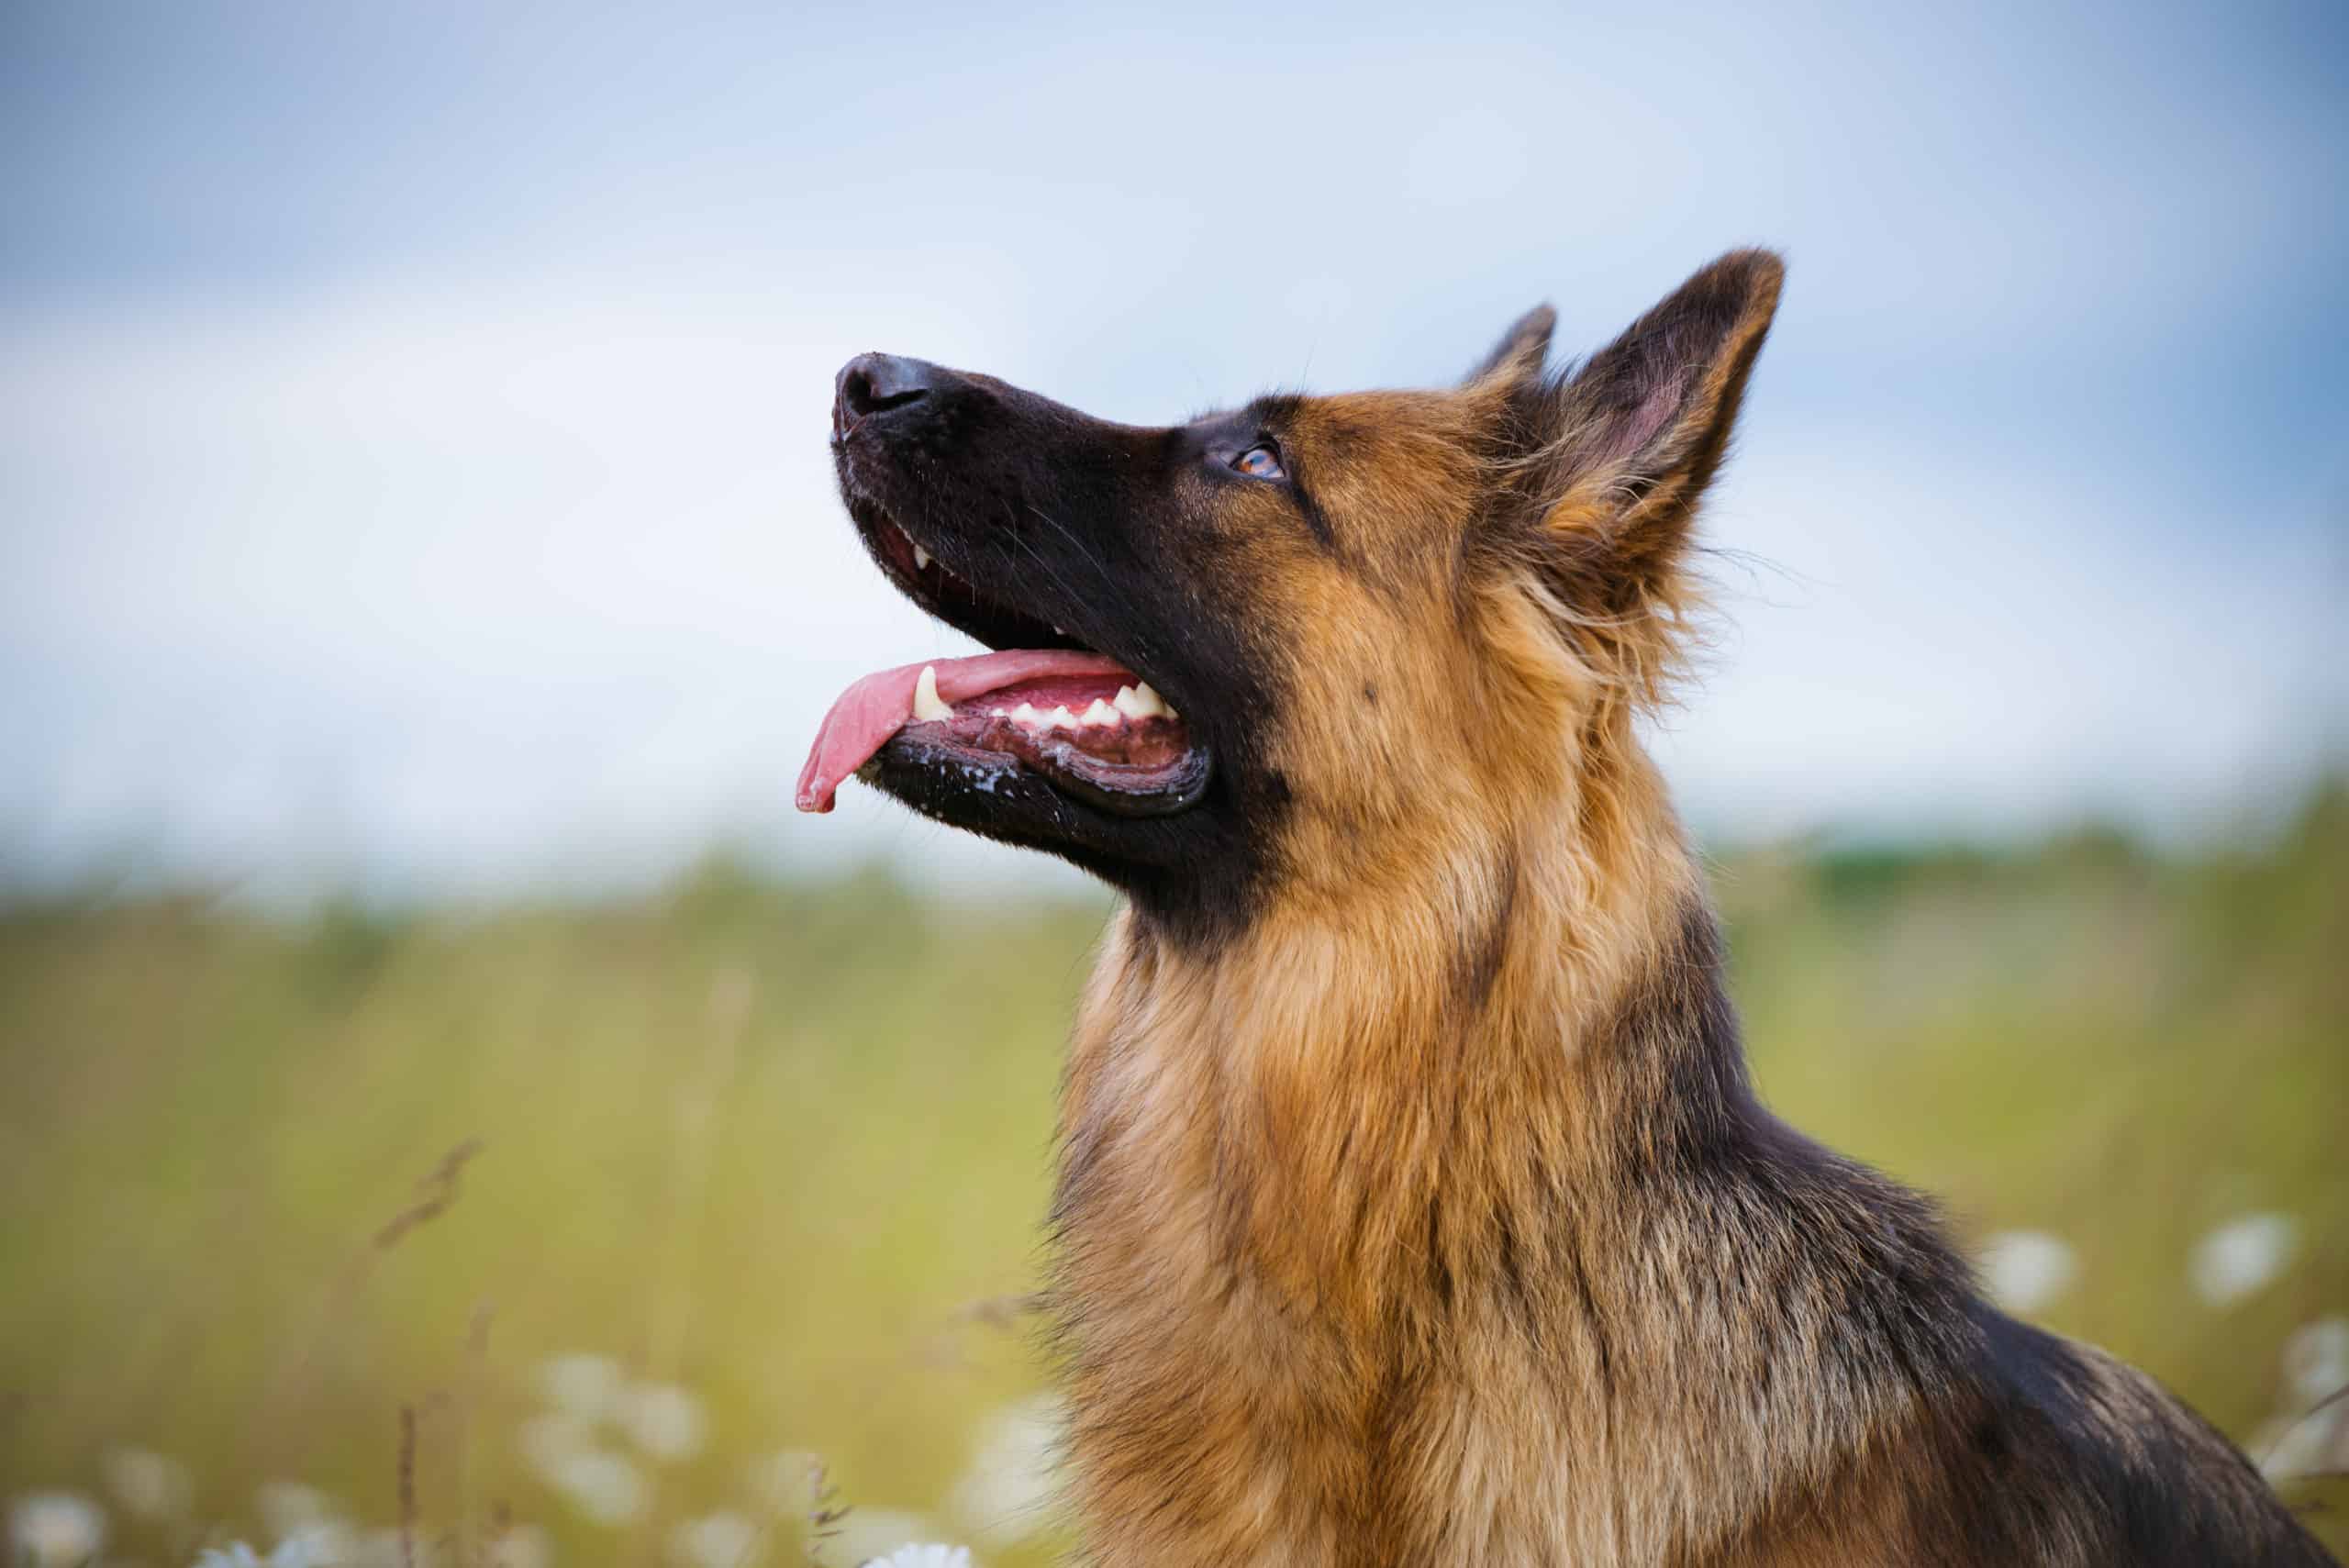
[949,1394,1065,1543]
[668,1509,757,1568]
[1976,1230,2077,1316]
[348,1528,406,1567]
[195,1537,354,1568]
[825,1510,937,1568]
[255,1481,339,1544]
[518,1410,596,1484]
[273,1522,359,1566]
[2283,1316,2349,1407]
[8,1491,107,1566]
[103,1447,194,1521]
[290,1533,338,1568]
[860,1547,973,1568]
[549,1449,648,1526]
[194,1546,264,1568]
[539,1352,625,1423]
[485,1523,554,1568]
[2189,1212,2299,1307]
[2254,1408,2342,1483]
[618,1381,707,1462]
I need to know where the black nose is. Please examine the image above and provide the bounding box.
[834,352,934,436]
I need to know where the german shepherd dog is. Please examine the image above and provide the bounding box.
[801,251,2332,1565]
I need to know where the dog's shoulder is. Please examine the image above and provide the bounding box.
[1941,1303,2334,1566]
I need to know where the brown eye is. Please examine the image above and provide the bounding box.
[1232,443,1286,480]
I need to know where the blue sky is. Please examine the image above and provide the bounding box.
[4,0,2344,897]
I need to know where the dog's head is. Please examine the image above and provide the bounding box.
[801,250,1782,941]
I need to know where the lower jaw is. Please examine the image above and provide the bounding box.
[885,723,1211,817]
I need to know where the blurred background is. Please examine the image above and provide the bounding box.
[3,1,2344,1563]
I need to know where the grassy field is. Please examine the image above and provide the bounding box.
[4,788,2344,1564]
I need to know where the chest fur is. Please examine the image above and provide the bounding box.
[1045,906,1943,1568]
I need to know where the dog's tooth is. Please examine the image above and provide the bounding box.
[911,664,952,722]
[1080,698,1119,727]
[1117,681,1171,719]
[1045,705,1080,729]
[912,544,932,572]
[1010,702,1041,725]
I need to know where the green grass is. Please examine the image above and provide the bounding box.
[3,790,2344,1562]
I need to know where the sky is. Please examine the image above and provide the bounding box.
[3,0,2345,900]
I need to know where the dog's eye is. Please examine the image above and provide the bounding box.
[1231,443,1286,481]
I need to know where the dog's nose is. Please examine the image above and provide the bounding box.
[834,353,934,436]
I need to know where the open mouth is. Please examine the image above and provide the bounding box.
[796,500,1209,818]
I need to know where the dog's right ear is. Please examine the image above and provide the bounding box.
[1484,250,1783,704]
[1464,304,1555,392]
[1532,250,1781,591]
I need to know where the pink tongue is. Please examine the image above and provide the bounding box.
[796,649,1134,812]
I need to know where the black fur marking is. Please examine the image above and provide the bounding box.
[1493,1215,1542,1346]
[1453,843,1520,1009]
[1563,1239,1615,1405]
[1597,900,2336,1565]
[832,356,1293,949]
[1424,1199,1455,1312]
[1289,473,1336,549]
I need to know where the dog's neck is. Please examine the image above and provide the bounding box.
[1063,740,1707,1277]
[1050,731,1981,1565]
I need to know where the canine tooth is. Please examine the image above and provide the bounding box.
[1080,698,1119,726]
[1116,681,1171,719]
[1046,705,1079,729]
[912,543,932,571]
[912,664,952,721]
[1011,702,1041,725]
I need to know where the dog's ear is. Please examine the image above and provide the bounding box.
[1464,304,1555,391]
[1536,249,1781,589]
[1505,250,1782,695]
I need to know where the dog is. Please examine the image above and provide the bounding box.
[800,250,2333,1565]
